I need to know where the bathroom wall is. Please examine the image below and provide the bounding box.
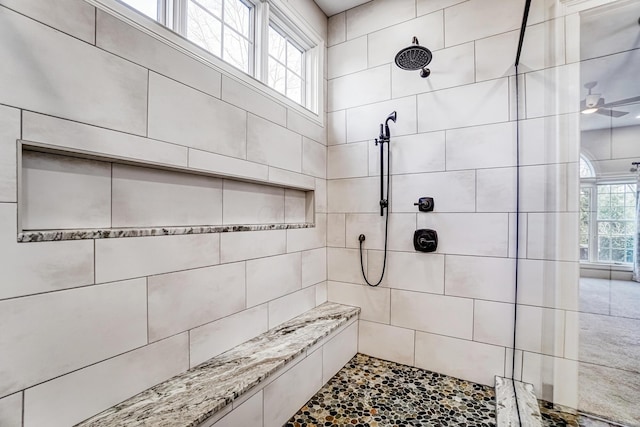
[0,0,327,425]
[326,0,580,407]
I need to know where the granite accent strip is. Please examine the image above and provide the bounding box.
[495,376,542,427]
[75,302,360,427]
[18,223,314,243]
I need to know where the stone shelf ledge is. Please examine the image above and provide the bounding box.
[75,302,360,427]
[18,223,314,243]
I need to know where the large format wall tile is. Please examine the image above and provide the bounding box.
[220,229,286,263]
[287,110,325,145]
[328,177,381,214]
[391,290,473,339]
[187,149,268,181]
[517,259,579,311]
[0,7,147,135]
[327,36,367,79]
[268,287,316,328]
[0,279,147,397]
[515,305,565,357]
[345,0,415,40]
[345,213,417,252]
[358,320,415,366]
[189,305,268,368]
[302,138,326,179]
[112,163,223,228]
[96,11,221,98]
[416,0,465,16]
[0,393,21,427]
[148,263,246,342]
[391,171,476,213]
[148,72,247,158]
[525,63,580,118]
[473,300,514,347]
[368,132,445,176]
[327,248,366,285]
[445,122,516,170]
[368,251,444,294]
[0,204,94,299]
[222,76,286,126]
[95,234,219,283]
[22,112,188,168]
[327,12,345,46]
[215,390,263,427]
[346,96,417,143]
[328,66,391,112]
[222,180,284,225]
[417,78,509,132]
[415,332,505,386]
[322,321,358,383]
[327,142,368,179]
[476,167,517,213]
[246,253,302,307]
[0,105,20,202]
[521,352,577,407]
[327,281,390,323]
[445,255,515,303]
[302,248,327,288]
[284,189,307,224]
[23,334,188,427]
[526,213,578,262]
[286,213,327,252]
[247,114,302,172]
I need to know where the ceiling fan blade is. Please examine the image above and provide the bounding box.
[594,109,628,118]
[601,96,640,108]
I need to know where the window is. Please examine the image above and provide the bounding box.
[115,0,320,111]
[580,187,592,261]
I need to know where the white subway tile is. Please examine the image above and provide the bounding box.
[302,138,326,178]
[328,36,367,79]
[473,300,514,347]
[446,122,517,170]
[327,248,366,285]
[327,281,390,323]
[247,114,302,172]
[327,213,346,247]
[415,332,505,386]
[0,7,147,134]
[328,110,346,145]
[358,320,414,366]
[368,132,446,176]
[345,213,417,252]
[391,290,473,339]
[417,0,466,16]
[0,393,21,427]
[286,214,326,252]
[346,96,417,143]
[327,12,346,46]
[286,110,324,145]
[517,259,579,311]
[214,390,263,427]
[368,251,444,294]
[417,78,510,132]
[112,163,223,228]
[246,253,301,307]
[0,204,94,299]
[445,255,516,303]
[444,0,525,46]
[268,167,315,189]
[96,233,219,283]
[189,305,268,367]
[0,279,147,397]
[526,213,578,262]
[328,65,391,112]
[22,112,188,168]
[285,189,306,224]
[220,229,286,263]
[328,178,380,214]
[476,167,517,213]
[148,263,246,342]
[322,321,358,383]
[346,0,415,40]
[148,72,246,158]
[21,151,111,230]
[188,149,268,181]
[302,248,327,287]
[368,12,444,69]
[0,105,19,202]
[268,287,316,328]
[223,180,284,225]
[222,76,286,125]
[392,42,474,98]
[327,142,369,179]
[417,213,509,257]
[516,306,565,357]
[263,349,322,427]
[97,10,221,98]
[391,171,476,213]
[23,334,188,427]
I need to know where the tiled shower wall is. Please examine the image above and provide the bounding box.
[0,0,327,425]
[326,0,581,407]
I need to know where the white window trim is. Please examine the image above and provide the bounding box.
[86,0,325,123]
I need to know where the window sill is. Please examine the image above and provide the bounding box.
[579,262,633,272]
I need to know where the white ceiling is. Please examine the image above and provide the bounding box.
[313,0,370,16]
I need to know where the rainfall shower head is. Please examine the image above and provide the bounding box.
[395,37,433,78]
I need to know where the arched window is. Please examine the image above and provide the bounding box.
[580,155,595,178]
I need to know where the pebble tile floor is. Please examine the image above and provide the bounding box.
[286,354,620,427]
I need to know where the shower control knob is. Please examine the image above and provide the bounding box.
[414,229,438,252]
[414,197,434,212]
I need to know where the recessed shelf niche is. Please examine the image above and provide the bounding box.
[18,145,314,242]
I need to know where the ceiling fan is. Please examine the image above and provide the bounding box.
[581,81,640,117]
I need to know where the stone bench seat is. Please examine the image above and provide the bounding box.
[76,302,360,427]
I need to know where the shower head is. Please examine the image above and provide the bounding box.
[384,111,397,139]
[395,37,432,78]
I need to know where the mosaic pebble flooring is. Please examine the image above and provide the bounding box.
[286,353,619,427]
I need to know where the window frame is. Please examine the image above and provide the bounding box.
[89,0,324,118]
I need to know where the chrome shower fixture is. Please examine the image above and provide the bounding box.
[395,37,433,78]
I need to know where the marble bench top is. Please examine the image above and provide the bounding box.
[75,302,360,427]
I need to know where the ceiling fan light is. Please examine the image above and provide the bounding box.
[582,107,598,114]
